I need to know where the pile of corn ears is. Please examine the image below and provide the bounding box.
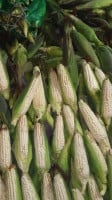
[0,0,112,200]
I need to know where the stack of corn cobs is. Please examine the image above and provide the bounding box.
[1,0,112,200]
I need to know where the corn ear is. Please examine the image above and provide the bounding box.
[72,188,84,200]
[12,66,40,126]
[0,50,10,99]
[79,99,110,155]
[49,68,62,114]
[41,172,55,200]
[52,114,65,157]
[12,115,32,173]
[57,64,77,113]
[34,122,51,173]
[95,67,106,87]
[0,125,12,171]
[33,73,47,120]
[53,173,71,200]
[0,175,6,200]
[5,166,22,200]
[101,79,112,126]
[72,133,90,193]
[107,149,112,200]
[21,173,40,200]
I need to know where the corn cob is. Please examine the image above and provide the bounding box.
[62,104,75,136]
[12,115,32,173]
[12,66,40,126]
[52,114,65,157]
[101,79,112,126]
[0,50,10,99]
[57,64,77,112]
[88,175,103,200]
[72,133,90,193]
[0,125,12,171]
[84,132,107,194]
[72,188,85,200]
[34,122,51,173]
[5,166,22,200]
[0,175,6,200]
[49,68,62,114]
[94,67,106,87]
[79,99,110,155]
[41,172,55,200]
[53,173,71,200]
[33,72,47,120]
[107,149,112,200]
[21,173,40,200]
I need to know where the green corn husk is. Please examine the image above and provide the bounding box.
[12,67,40,126]
[0,125,12,171]
[49,68,62,114]
[71,27,100,67]
[34,122,51,174]
[57,64,77,113]
[72,188,85,200]
[12,115,32,173]
[0,175,6,200]
[52,114,65,158]
[5,166,22,200]
[84,132,107,193]
[21,173,40,200]
[0,49,10,99]
[53,173,72,200]
[107,149,112,200]
[94,67,106,87]
[41,172,55,200]
[76,0,112,10]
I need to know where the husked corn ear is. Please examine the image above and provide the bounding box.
[0,175,6,200]
[82,60,100,93]
[62,104,75,135]
[79,99,110,155]
[88,175,103,200]
[41,172,55,200]
[12,66,40,126]
[21,173,40,200]
[5,166,22,200]
[53,173,71,200]
[33,73,47,119]
[12,115,32,173]
[0,50,10,99]
[52,114,65,156]
[101,79,112,126]
[84,132,107,187]
[0,125,12,171]
[49,68,62,114]
[57,64,77,112]
[95,67,106,87]
[34,123,51,173]
[73,133,90,193]
[72,188,84,200]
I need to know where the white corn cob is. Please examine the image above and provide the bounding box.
[95,67,106,87]
[72,188,84,200]
[49,68,62,114]
[88,176,103,200]
[12,66,40,126]
[0,175,6,200]
[53,173,70,200]
[34,123,51,172]
[21,173,40,200]
[57,64,77,112]
[79,99,110,155]
[101,79,112,126]
[33,73,47,119]
[5,166,22,200]
[0,50,10,99]
[52,114,65,156]
[41,172,55,200]
[0,125,12,170]
[62,104,75,135]
[73,133,90,193]
[13,115,32,172]
[82,60,100,93]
